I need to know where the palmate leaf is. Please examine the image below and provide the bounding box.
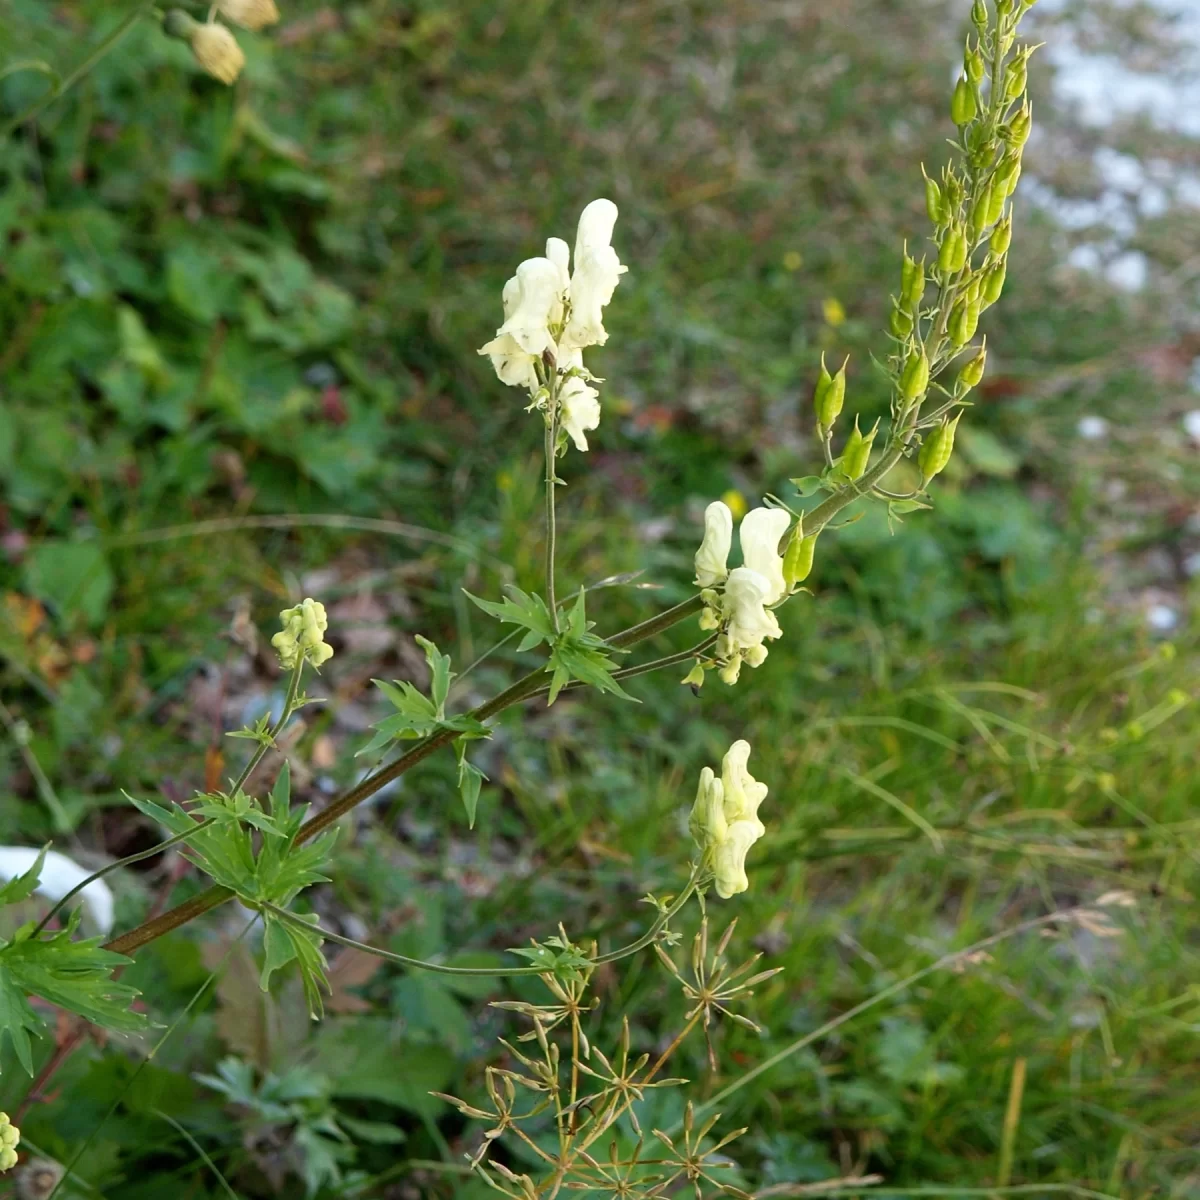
[0,913,149,1076]
[0,846,47,907]
[545,589,636,705]
[261,911,329,1019]
[463,586,556,651]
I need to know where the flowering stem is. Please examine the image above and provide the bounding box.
[545,415,560,630]
[2,2,154,140]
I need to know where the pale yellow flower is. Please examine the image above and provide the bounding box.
[272,598,334,669]
[216,0,280,31]
[191,21,246,85]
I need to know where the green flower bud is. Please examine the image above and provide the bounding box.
[990,215,1013,255]
[951,76,977,126]
[1004,51,1029,101]
[900,346,930,402]
[957,342,987,391]
[901,254,926,311]
[890,304,914,338]
[0,1112,19,1173]
[924,170,947,226]
[918,411,963,483]
[971,0,988,33]
[682,662,706,689]
[982,256,1007,305]
[783,525,819,587]
[965,41,986,86]
[1004,104,1032,147]
[938,227,968,274]
[839,416,878,482]
[813,353,848,434]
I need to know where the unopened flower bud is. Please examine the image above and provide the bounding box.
[965,41,986,86]
[699,605,720,632]
[272,597,334,669]
[924,170,948,227]
[957,341,988,391]
[971,0,988,33]
[889,304,914,338]
[171,15,246,85]
[840,416,879,481]
[216,0,279,30]
[938,227,968,275]
[1004,104,1032,147]
[901,254,926,311]
[918,411,963,484]
[982,256,1007,305]
[783,527,819,587]
[900,346,930,402]
[990,215,1012,255]
[813,353,848,434]
[682,662,706,688]
[951,76,977,126]
[0,1112,19,1172]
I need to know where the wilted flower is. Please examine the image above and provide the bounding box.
[271,597,334,669]
[688,741,768,898]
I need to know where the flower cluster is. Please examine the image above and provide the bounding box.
[271,597,334,669]
[479,200,627,452]
[694,500,792,684]
[162,0,280,86]
[0,1112,19,1173]
[688,740,769,898]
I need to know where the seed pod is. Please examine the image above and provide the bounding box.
[957,342,987,391]
[924,172,947,227]
[918,412,963,483]
[990,216,1012,255]
[813,353,848,434]
[840,416,878,482]
[982,256,1007,305]
[900,347,930,402]
[938,227,968,274]
[965,41,986,86]
[971,0,988,33]
[951,77,977,126]
[901,254,926,311]
[783,525,819,587]
[890,304,914,338]
[949,298,980,346]
[1004,51,1028,101]
[972,183,994,231]
[1005,104,1032,147]
[985,184,1007,228]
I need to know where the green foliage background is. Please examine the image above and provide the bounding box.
[1,0,1199,1195]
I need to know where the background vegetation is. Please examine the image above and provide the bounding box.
[1,0,1198,1195]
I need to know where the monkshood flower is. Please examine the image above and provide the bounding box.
[687,740,769,898]
[479,200,626,451]
[272,597,334,669]
[693,502,791,684]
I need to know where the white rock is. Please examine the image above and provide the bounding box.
[0,846,114,934]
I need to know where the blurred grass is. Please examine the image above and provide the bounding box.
[1,0,1199,1196]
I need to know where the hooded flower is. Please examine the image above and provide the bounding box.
[272,597,334,669]
[694,500,733,588]
[561,199,628,351]
[0,1112,19,1173]
[216,0,279,30]
[191,20,246,84]
[559,374,601,452]
[723,567,781,655]
[688,741,769,898]
[738,506,791,605]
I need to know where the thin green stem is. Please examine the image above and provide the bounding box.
[2,3,153,140]
[229,656,307,794]
[0,698,71,833]
[545,411,560,630]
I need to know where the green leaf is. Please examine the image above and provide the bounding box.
[455,743,487,829]
[23,540,115,628]
[339,1115,407,1145]
[261,911,330,1019]
[790,474,826,497]
[414,635,453,718]
[0,847,47,907]
[463,586,556,648]
[549,642,636,705]
[0,969,43,1075]
[888,499,933,514]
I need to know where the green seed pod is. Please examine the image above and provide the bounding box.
[901,254,926,311]
[982,256,1007,305]
[1004,52,1029,101]
[948,299,980,347]
[900,347,930,402]
[813,353,848,434]
[951,77,977,126]
[783,525,819,587]
[965,41,986,86]
[918,411,963,483]
[1005,104,1032,147]
[957,342,987,391]
[924,171,947,226]
[839,416,878,482]
[990,215,1013,255]
[890,304,914,338]
[972,183,994,231]
[938,227,968,274]
[986,183,1007,227]
[971,0,988,33]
